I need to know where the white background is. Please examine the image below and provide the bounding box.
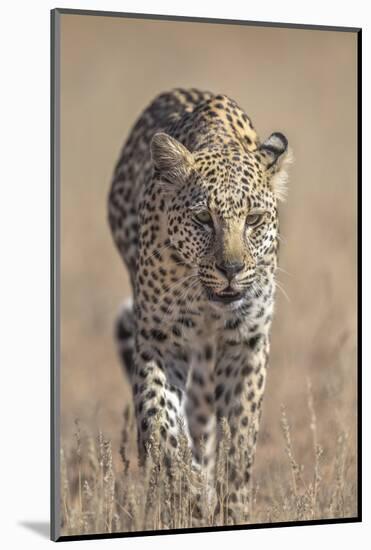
[0,0,368,548]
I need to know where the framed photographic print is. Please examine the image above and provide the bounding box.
[51,8,361,542]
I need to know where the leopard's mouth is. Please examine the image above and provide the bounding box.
[206,286,246,304]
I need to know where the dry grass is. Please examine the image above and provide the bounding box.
[60,378,357,536]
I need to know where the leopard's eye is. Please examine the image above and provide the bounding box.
[245,212,264,227]
[194,210,213,226]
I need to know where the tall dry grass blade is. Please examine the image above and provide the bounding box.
[306,378,324,519]
[280,405,299,498]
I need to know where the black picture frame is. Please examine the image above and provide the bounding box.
[51,8,362,542]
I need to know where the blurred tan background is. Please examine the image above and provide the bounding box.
[60,14,357,489]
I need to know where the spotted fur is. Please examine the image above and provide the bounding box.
[108,88,291,523]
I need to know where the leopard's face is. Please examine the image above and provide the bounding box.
[151,132,290,308]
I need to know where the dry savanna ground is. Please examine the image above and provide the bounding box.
[58,14,358,536]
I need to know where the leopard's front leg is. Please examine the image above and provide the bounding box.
[186,341,217,471]
[133,333,190,466]
[214,328,269,525]
[133,330,211,526]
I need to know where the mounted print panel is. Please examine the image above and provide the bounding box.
[51,9,361,542]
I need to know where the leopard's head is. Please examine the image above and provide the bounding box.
[151,132,292,309]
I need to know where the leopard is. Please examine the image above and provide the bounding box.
[108,88,292,524]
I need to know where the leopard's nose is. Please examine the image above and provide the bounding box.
[216,261,245,281]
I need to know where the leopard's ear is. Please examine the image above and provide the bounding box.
[259,132,288,169]
[259,132,293,201]
[151,133,194,186]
